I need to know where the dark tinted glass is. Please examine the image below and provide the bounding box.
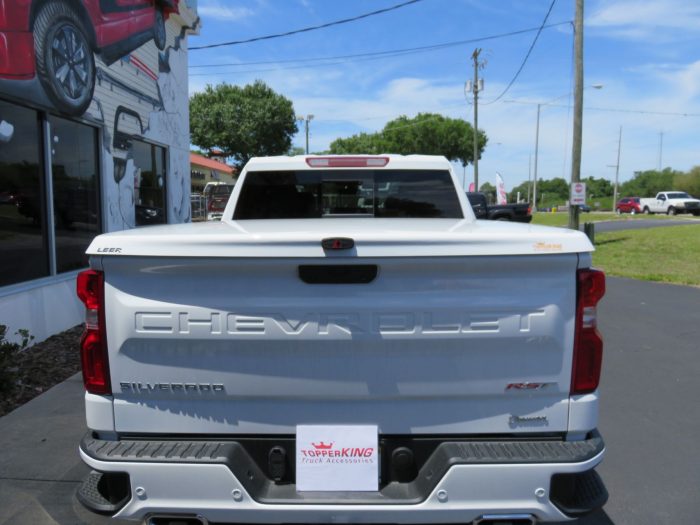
[234,170,463,220]
[133,141,167,226]
[49,116,100,273]
[0,100,48,285]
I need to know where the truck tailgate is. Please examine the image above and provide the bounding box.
[103,253,577,435]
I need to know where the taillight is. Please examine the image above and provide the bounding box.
[306,156,389,168]
[571,268,605,395]
[77,270,111,395]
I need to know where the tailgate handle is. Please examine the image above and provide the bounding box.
[298,265,377,284]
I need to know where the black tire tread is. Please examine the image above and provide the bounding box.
[33,0,95,115]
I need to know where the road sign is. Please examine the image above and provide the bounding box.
[571,182,586,206]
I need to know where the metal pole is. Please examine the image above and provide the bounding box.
[533,104,541,212]
[305,118,310,154]
[568,0,584,230]
[527,154,532,204]
[658,131,663,170]
[613,125,622,208]
[472,48,481,191]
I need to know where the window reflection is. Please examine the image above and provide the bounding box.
[49,115,100,273]
[0,101,48,286]
[132,140,166,226]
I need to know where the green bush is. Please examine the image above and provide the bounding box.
[0,325,34,394]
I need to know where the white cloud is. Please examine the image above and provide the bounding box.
[197,1,255,21]
[588,0,700,39]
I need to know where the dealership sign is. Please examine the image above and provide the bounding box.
[296,425,378,491]
[570,182,586,206]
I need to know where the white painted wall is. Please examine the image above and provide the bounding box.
[0,5,199,344]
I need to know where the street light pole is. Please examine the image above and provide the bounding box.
[613,125,622,208]
[532,103,541,212]
[297,114,314,154]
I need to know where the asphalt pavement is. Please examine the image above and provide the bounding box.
[1,277,698,524]
[582,217,700,233]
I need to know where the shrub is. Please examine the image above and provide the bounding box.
[0,325,34,394]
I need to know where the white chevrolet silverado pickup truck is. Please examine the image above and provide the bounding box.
[76,155,608,525]
[639,191,700,215]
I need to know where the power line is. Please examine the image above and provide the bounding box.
[190,0,425,51]
[189,21,571,69]
[505,100,700,117]
[481,0,558,105]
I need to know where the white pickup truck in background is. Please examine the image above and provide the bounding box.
[639,191,700,215]
[75,155,608,525]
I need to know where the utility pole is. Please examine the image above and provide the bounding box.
[658,131,664,170]
[297,114,314,154]
[612,126,622,207]
[568,0,584,230]
[470,48,483,191]
[527,154,532,204]
[532,104,541,211]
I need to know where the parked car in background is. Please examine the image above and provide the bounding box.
[206,183,234,220]
[639,192,700,216]
[466,192,532,222]
[615,197,642,215]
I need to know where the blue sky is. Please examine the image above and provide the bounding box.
[188,0,700,192]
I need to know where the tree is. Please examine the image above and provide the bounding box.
[582,176,613,198]
[619,168,678,197]
[673,166,700,197]
[329,113,487,165]
[190,81,298,167]
[479,182,496,203]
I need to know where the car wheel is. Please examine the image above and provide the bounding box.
[153,9,167,50]
[667,207,677,216]
[495,217,510,221]
[643,207,650,214]
[34,1,95,116]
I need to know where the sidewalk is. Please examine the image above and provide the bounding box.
[0,374,125,525]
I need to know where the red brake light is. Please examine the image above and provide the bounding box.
[571,268,606,395]
[76,270,111,395]
[306,156,389,168]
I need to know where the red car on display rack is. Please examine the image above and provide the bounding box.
[0,0,178,115]
[615,197,642,214]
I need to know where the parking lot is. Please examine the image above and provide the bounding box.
[1,276,698,525]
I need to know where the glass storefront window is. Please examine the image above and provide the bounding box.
[131,140,168,226]
[0,101,48,286]
[132,140,167,226]
[49,115,100,273]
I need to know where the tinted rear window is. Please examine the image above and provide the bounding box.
[233,170,463,219]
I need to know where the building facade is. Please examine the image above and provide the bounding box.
[190,152,237,193]
[0,1,199,343]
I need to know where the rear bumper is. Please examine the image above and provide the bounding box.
[79,432,607,523]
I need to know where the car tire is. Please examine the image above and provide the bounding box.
[33,1,95,116]
[667,207,677,216]
[153,9,167,50]
[495,217,510,221]
[643,207,650,214]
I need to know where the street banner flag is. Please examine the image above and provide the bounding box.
[496,172,507,205]
[468,182,475,192]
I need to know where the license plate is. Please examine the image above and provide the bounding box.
[296,425,378,492]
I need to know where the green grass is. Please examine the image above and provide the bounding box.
[531,211,680,227]
[592,225,700,286]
